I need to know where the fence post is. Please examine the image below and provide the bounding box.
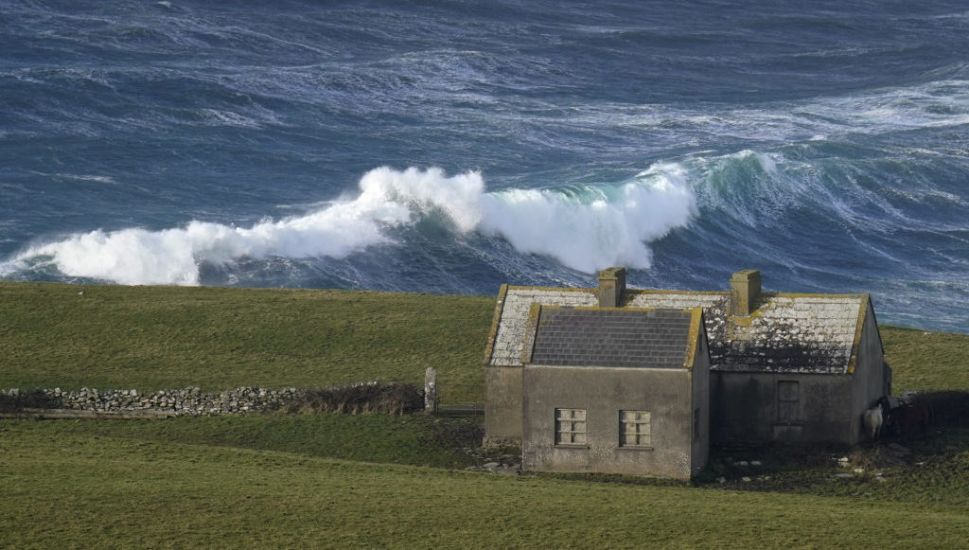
[424,367,438,414]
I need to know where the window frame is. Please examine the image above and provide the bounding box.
[554,408,588,446]
[618,410,652,449]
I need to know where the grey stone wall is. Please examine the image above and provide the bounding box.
[690,335,711,476]
[0,381,409,416]
[710,371,856,445]
[850,300,888,439]
[484,366,523,446]
[522,366,696,479]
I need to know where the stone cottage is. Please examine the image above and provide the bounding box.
[483,267,891,479]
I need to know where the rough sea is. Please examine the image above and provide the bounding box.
[2,0,968,331]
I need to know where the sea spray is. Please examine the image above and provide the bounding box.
[479,162,696,273]
[2,165,696,285]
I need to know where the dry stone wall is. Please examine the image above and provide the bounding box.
[0,381,419,416]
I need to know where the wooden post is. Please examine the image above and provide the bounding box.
[424,367,438,414]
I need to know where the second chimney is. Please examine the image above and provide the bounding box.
[730,269,761,316]
[597,267,626,308]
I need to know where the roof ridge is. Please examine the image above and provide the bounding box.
[505,284,867,300]
[488,284,874,374]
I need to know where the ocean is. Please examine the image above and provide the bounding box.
[1,0,968,331]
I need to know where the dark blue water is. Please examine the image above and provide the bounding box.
[2,0,968,331]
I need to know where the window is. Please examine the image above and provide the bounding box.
[555,408,587,445]
[777,381,799,424]
[619,410,651,447]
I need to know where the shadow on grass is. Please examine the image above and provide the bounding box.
[0,390,61,412]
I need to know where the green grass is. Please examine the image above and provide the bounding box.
[2,420,969,549]
[4,283,969,403]
[881,326,969,391]
[0,282,493,403]
[8,413,483,469]
[2,282,969,546]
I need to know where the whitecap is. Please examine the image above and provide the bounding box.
[2,166,696,285]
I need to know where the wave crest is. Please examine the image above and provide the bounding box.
[1,166,696,284]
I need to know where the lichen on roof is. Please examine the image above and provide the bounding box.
[488,285,868,374]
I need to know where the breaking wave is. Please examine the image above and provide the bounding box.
[0,165,696,285]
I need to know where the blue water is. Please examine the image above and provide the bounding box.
[2,0,968,331]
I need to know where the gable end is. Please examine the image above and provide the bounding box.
[483,284,510,365]
[846,294,871,375]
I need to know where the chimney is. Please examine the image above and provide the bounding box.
[730,269,761,316]
[597,267,626,308]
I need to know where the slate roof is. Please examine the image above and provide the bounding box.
[485,286,874,375]
[526,307,697,369]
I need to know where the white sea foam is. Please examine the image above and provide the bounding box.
[2,166,696,285]
[53,173,117,184]
[480,162,695,272]
[566,79,969,143]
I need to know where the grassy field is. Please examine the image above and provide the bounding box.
[3,419,969,548]
[881,325,969,391]
[5,414,485,469]
[2,282,967,400]
[2,281,968,547]
[0,282,493,403]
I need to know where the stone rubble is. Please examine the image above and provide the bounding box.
[465,451,522,475]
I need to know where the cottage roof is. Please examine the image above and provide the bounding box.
[524,306,702,369]
[484,285,873,375]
